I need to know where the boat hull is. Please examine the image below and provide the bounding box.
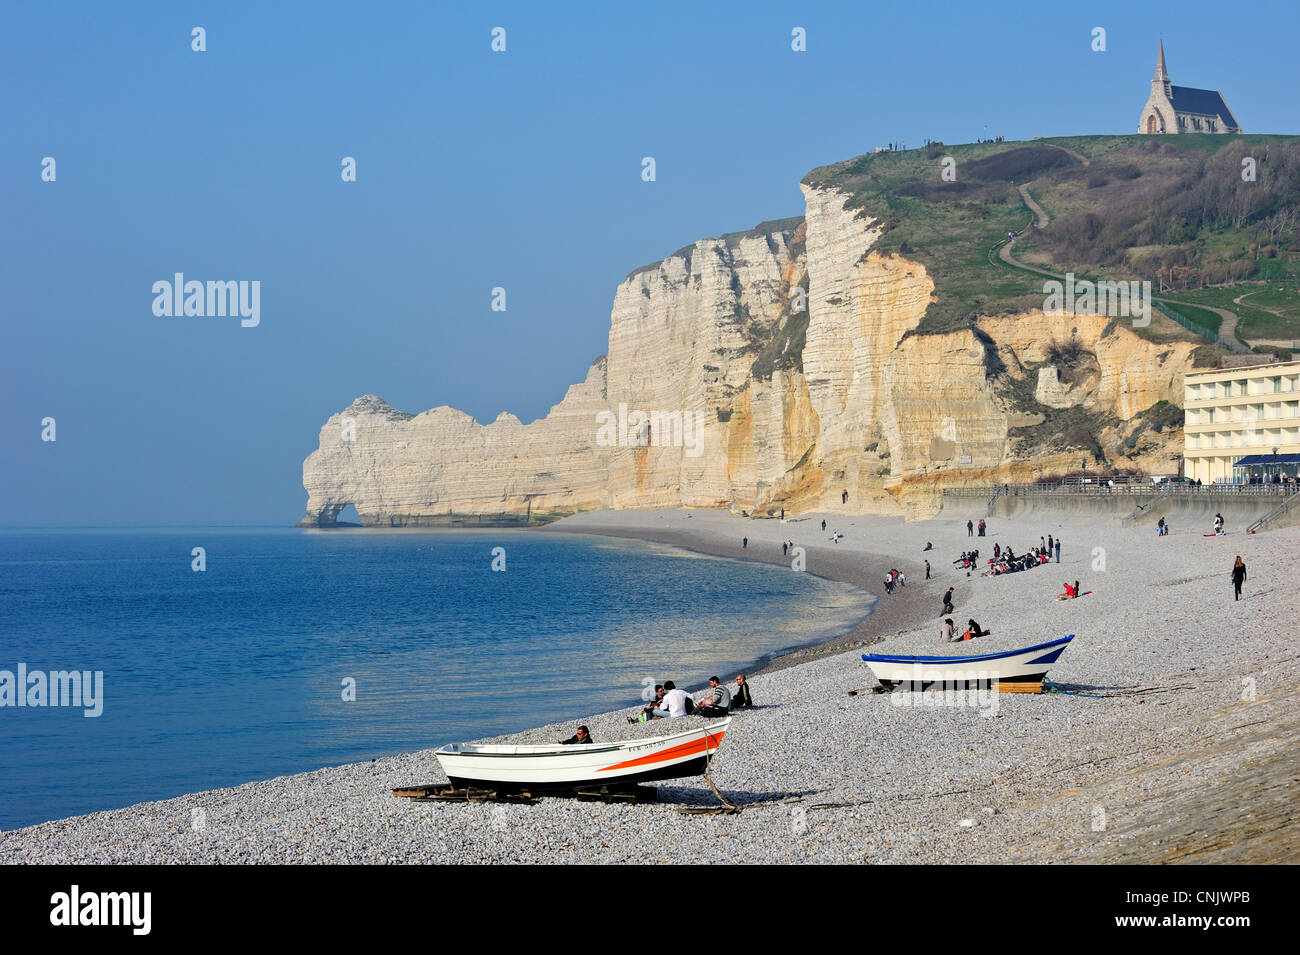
[436,719,730,791]
[862,635,1074,688]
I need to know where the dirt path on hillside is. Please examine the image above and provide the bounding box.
[1017,184,1050,228]
[996,186,1249,351]
[1193,302,1244,348]
[1233,291,1297,348]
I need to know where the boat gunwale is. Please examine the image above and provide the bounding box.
[862,634,1074,666]
[436,719,731,758]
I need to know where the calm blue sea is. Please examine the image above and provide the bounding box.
[0,529,873,829]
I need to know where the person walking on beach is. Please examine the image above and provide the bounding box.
[1231,557,1247,600]
[967,519,974,537]
[978,519,986,537]
[1047,534,1053,553]
[1054,539,1061,563]
[925,559,931,580]
[782,541,788,556]
[742,537,748,549]
[821,519,827,531]
[942,587,955,615]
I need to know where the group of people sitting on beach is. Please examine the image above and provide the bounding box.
[627,675,753,724]
[883,568,906,594]
[983,534,1058,577]
[954,548,979,569]
[941,617,990,643]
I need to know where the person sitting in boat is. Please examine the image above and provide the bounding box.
[695,676,731,717]
[652,680,691,719]
[731,674,754,709]
[560,725,593,744]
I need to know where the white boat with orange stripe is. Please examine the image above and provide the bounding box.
[435,719,732,791]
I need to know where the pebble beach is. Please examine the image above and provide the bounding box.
[3,507,1296,864]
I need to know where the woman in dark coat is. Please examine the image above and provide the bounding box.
[1231,557,1247,601]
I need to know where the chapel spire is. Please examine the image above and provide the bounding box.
[1154,40,1171,94]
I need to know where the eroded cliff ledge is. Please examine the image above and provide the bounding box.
[301,185,1199,526]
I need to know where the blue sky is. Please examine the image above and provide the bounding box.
[2,0,1296,525]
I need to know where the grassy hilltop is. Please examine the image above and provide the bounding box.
[803,134,1300,349]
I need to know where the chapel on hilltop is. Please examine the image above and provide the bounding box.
[1138,41,1240,135]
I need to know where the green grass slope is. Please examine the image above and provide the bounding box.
[803,135,1300,343]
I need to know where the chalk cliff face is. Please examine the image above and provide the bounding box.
[302,185,1198,526]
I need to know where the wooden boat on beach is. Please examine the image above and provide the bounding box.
[862,635,1074,689]
[435,719,731,791]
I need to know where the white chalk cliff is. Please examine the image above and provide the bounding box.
[302,184,1198,525]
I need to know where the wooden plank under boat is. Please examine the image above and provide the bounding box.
[862,635,1074,689]
[434,718,731,791]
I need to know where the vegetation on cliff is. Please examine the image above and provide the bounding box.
[804,134,1300,346]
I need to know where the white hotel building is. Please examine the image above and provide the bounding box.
[1183,360,1300,484]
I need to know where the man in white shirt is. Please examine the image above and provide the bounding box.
[652,680,689,718]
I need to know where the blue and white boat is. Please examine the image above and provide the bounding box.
[862,635,1074,689]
